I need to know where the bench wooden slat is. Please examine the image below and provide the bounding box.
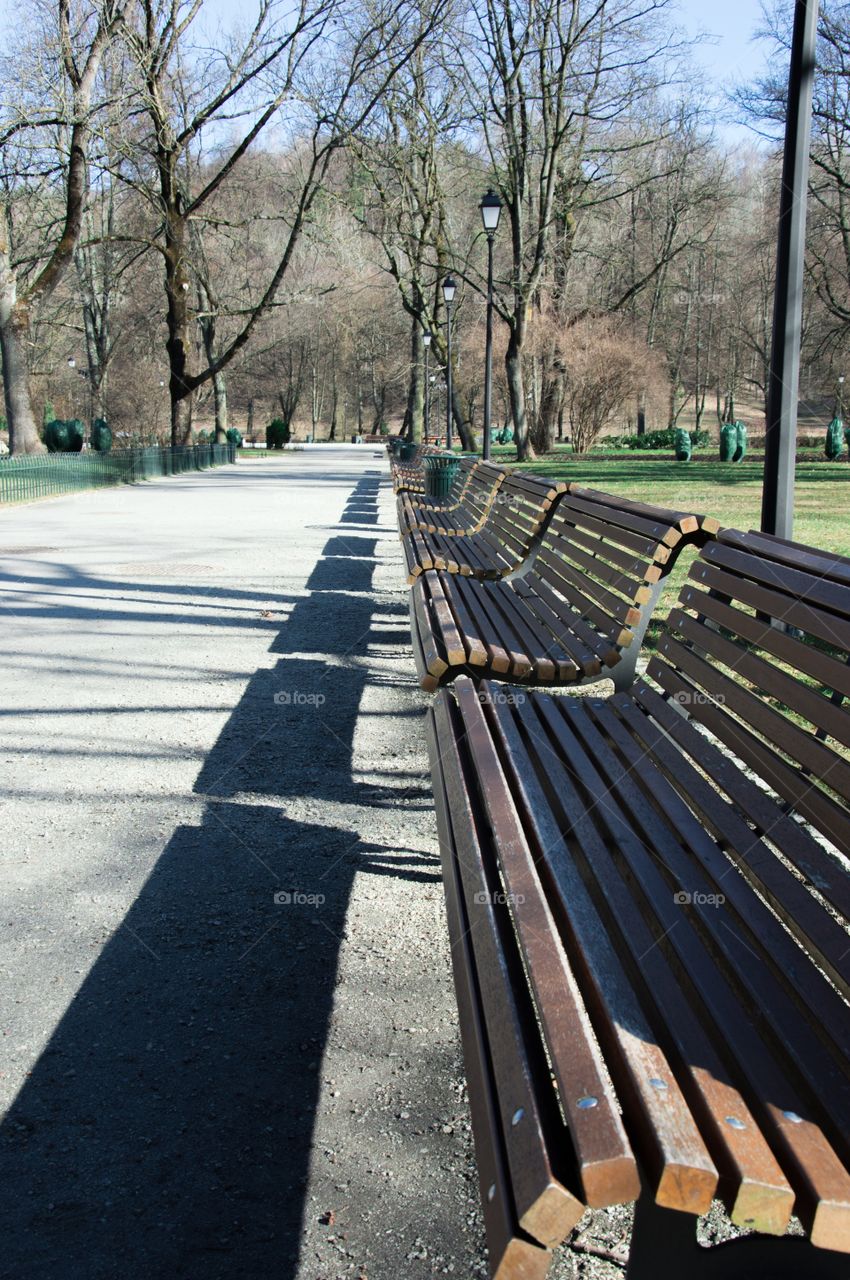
[454,680,640,1208]
[703,540,850,616]
[719,527,850,586]
[426,713,554,1279]
[628,679,850,968]
[470,688,720,1215]
[650,640,850,858]
[432,696,585,1249]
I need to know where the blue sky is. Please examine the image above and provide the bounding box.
[0,0,775,143]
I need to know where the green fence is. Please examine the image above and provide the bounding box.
[0,443,237,505]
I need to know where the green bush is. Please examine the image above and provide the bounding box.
[733,419,747,462]
[267,418,291,449]
[674,428,692,461]
[610,427,710,451]
[44,419,84,452]
[42,402,55,428]
[91,418,112,452]
[826,417,845,460]
[226,427,243,446]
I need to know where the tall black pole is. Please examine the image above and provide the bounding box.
[762,0,819,538]
[446,304,453,451]
[424,342,430,441]
[483,232,495,461]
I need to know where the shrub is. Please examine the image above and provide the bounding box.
[42,402,55,428]
[267,418,291,449]
[226,427,243,446]
[826,417,845,460]
[609,427,710,451]
[91,418,112,452]
[44,419,84,452]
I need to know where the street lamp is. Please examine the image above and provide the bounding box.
[442,276,457,450]
[837,374,845,420]
[68,357,93,425]
[423,330,433,441]
[479,189,502,460]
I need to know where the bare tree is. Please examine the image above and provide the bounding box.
[460,0,679,458]
[117,0,448,445]
[0,0,124,453]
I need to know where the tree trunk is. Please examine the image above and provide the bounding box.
[212,371,228,443]
[163,182,194,446]
[406,318,424,443]
[450,387,476,452]
[0,300,43,454]
[505,331,534,460]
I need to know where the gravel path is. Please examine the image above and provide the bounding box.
[0,448,627,1280]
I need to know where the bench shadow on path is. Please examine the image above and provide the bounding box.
[0,475,439,1280]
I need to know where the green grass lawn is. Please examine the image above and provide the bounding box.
[500,453,850,647]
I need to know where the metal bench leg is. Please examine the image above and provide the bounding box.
[627,1195,849,1280]
[610,578,666,693]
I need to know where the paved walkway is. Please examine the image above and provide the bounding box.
[0,449,498,1280]
[0,449,627,1280]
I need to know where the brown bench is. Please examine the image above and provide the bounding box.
[402,473,567,584]
[425,527,850,1278]
[410,487,718,691]
[398,461,507,539]
[389,443,440,493]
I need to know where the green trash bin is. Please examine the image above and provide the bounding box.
[424,453,460,500]
[398,440,418,463]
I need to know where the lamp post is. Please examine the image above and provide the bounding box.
[479,189,502,460]
[68,357,93,426]
[837,374,845,420]
[423,330,432,441]
[442,276,456,450]
[761,0,819,539]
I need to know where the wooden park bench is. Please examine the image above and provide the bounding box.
[397,455,488,523]
[397,461,507,538]
[389,443,438,493]
[424,527,850,1279]
[409,487,718,691]
[402,473,567,584]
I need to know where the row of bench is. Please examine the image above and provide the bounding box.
[388,447,850,1279]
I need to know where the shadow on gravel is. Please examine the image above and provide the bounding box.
[0,473,437,1280]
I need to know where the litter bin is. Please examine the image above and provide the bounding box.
[424,452,460,500]
[399,440,418,462]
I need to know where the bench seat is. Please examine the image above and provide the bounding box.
[410,487,718,690]
[402,474,567,583]
[426,528,850,1278]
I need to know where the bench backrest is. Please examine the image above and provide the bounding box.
[449,461,509,526]
[523,485,718,644]
[416,455,482,509]
[644,525,850,890]
[479,472,568,555]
